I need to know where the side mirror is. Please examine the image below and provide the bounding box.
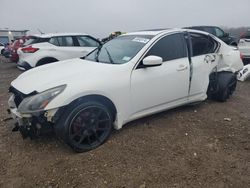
[142,55,163,67]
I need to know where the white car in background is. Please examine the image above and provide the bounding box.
[238,29,250,65]
[17,33,101,70]
[8,29,243,152]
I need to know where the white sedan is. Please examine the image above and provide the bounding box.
[8,29,243,152]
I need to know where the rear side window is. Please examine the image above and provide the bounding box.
[145,33,187,61]
[49,37,59,46]
[57,36,74,46]
[76,36,100,47]
[190,33,218,56]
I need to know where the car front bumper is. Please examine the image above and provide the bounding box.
[8,94,55,139]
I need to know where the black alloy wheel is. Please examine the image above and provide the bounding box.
[65,102,112,152]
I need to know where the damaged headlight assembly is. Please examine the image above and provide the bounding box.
[18,85,66,114]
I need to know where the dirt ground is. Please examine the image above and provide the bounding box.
[0,57,249,188]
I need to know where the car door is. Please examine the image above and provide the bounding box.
[189,32,220,98]
[49,36,81,60]
[130,33,190,117]
[74,36,100,57]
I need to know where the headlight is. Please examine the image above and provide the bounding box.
[18,85,66,114]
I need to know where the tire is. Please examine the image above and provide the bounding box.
[1,49,4,55]
[55,101,113,153]
[216,72,237,102]
[217,85,230,102]
[36,57,58,67]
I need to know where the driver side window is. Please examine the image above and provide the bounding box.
[145,33,187,62]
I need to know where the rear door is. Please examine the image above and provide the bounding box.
[189,32,220,98]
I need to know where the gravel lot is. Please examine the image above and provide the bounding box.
[0,56,250,188]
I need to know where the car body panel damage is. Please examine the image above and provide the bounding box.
[7,29,244,152]
[237,64,250,81]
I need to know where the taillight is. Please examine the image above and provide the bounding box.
[240,52,244,61]
[21,46,39,53]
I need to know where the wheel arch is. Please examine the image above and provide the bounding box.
[67,94,117,122]
[36,57,59,66]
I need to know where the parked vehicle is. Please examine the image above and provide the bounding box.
[0,42,4,54]
[10,36,33,62]
[185,26,238,46]
[238,29,250,65]
[102,31,125,43]
[237,64,250,81]
[8,29,243,152]
[17,33,101,70]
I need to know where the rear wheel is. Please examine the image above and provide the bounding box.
[217,85,230,102]
[216,73,237,102]
[55,101,113,152]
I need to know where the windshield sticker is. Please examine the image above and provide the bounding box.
[122,56,131,61]
[132,37,150,44]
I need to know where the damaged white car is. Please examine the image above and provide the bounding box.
[8,29,243,152]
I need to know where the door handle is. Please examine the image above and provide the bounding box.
[204,54,216,63]
[177,64,188,71]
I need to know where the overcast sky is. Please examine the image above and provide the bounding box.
[0,0,249,38]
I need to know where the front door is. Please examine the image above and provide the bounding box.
[130,33,190,117]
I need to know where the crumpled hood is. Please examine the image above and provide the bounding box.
[11,58,118,94]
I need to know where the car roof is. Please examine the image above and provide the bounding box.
[124,28,184,36]
[36,33,89,38]
[123,28,210,37]
[185,26,219,29]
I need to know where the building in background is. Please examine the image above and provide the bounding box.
[0,29,29,44]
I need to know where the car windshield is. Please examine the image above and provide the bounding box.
[85,35,153,64]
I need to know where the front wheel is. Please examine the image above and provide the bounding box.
[55,101,113,152]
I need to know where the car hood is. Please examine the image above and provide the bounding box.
[11,58,121,94]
